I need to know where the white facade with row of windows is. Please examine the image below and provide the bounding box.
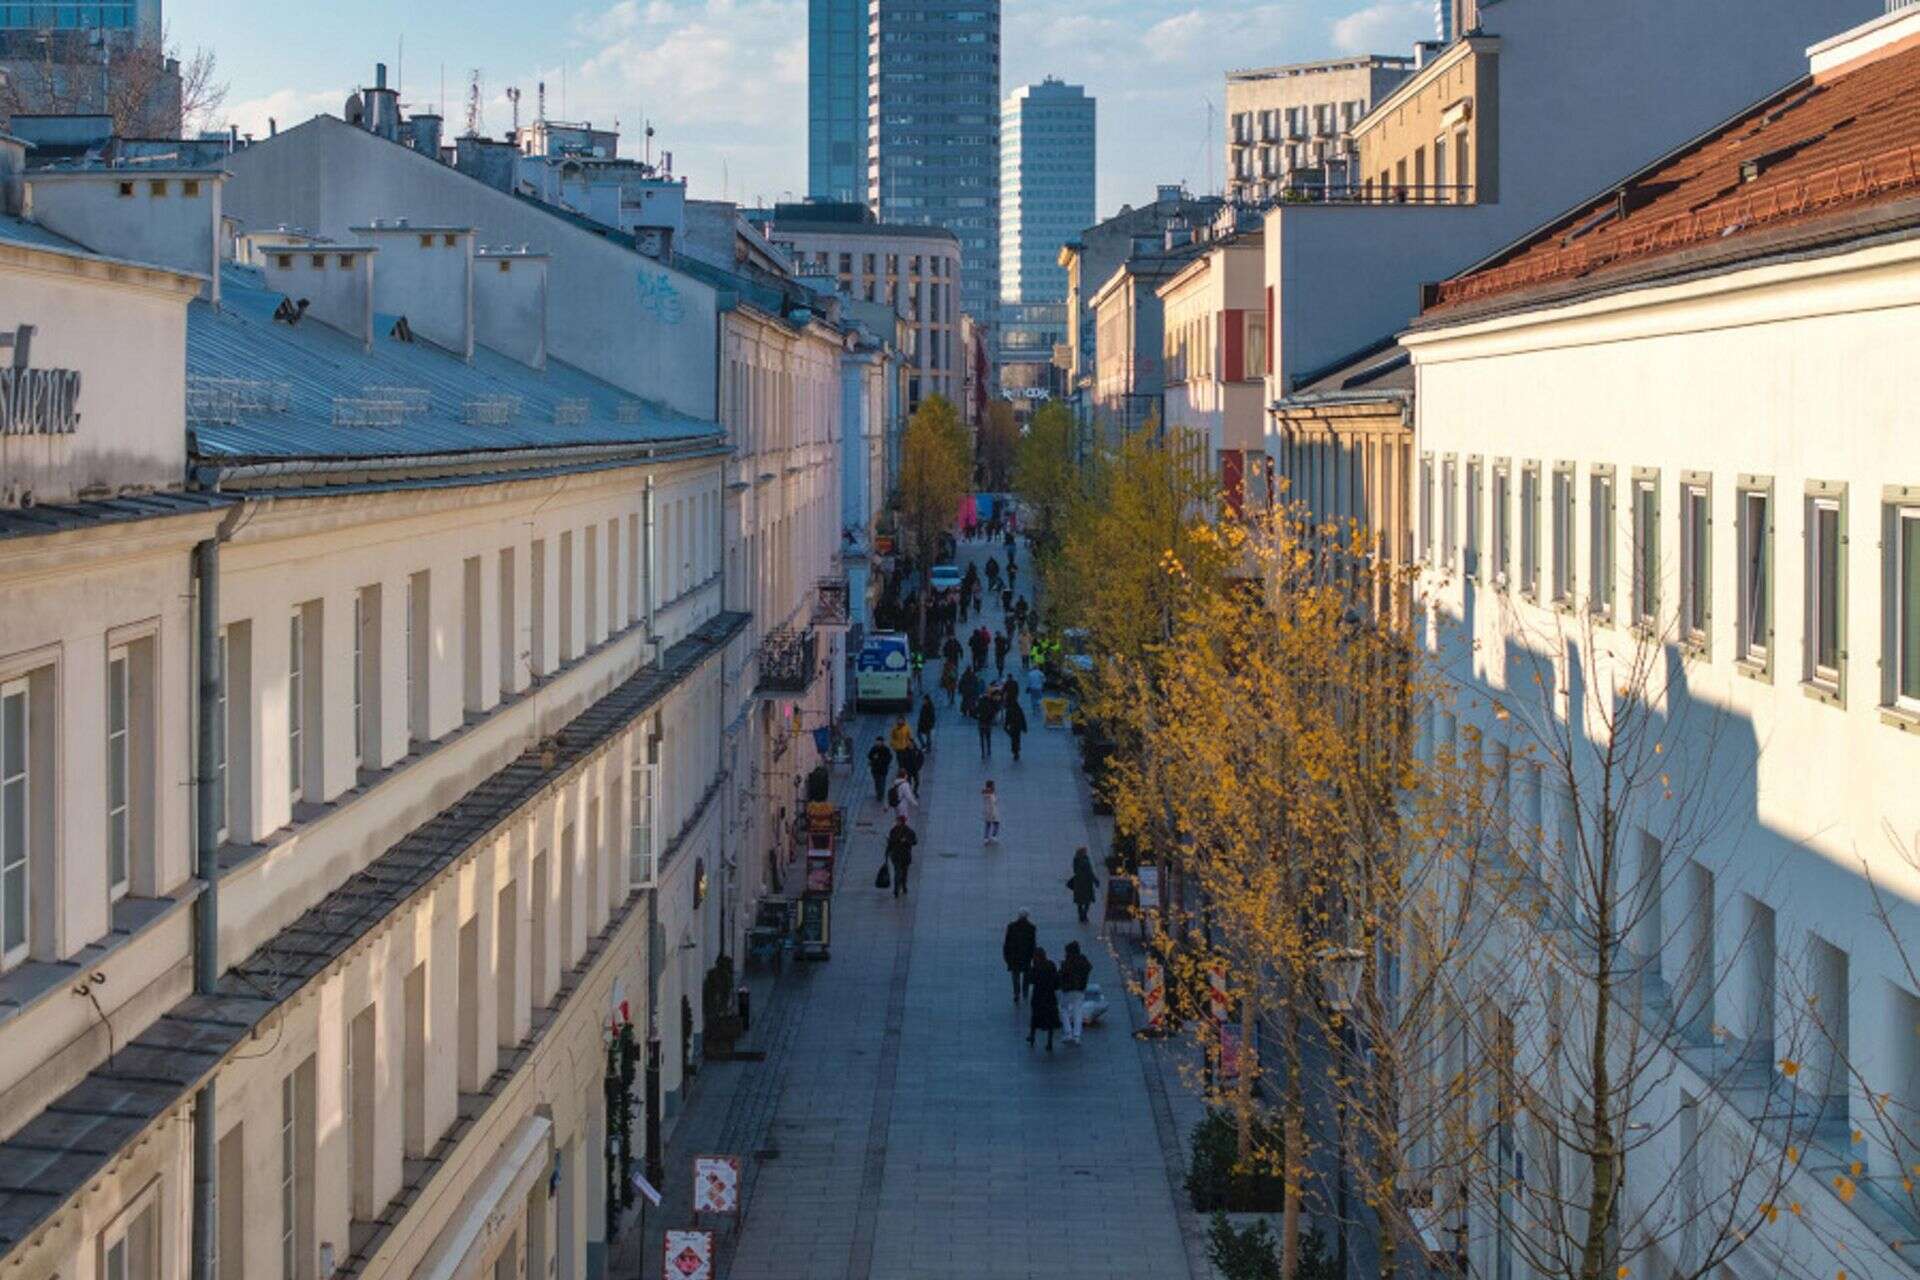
[0,105,867,1280]
[1402,149,1920,1280]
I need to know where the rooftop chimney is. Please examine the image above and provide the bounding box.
[352,222,476,360]
[475,248,549,369]
[253,243,377,351]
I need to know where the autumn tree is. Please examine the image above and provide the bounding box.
[977,399,1019,491]
[893,394,971,647]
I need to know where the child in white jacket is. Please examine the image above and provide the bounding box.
[982,781,1001,844]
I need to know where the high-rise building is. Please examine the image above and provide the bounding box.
[998,78,1094,390]
[867,0,1000,328]
[808,0,868,202]
[0,0,176,133]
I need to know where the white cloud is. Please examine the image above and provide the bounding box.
[225,87,348,142]
[1329,0,1433,54]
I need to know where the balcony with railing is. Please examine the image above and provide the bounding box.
[756,625,818,695]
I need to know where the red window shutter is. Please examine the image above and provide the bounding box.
[1222,309,1245,383]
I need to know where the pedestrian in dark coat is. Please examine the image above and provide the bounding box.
[959,665,981,718]
[917,695,937,751]
[1027,949,1062,1050]
[969,626,990,669]
[1003,696,1028,762]
[940,662,959,705]
[942,634,963,670]
[993,630,1011,674]
[1059,942,1093,1044]
[1068,847,1099,923]
[867,740,893,804]
[975,690,999,761]
[899,742,924,791]
[1003,910,1036,1002]
[885,816,917,898]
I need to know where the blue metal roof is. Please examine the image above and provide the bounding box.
[188,263,722,464]
[0,490,234,543]
[0,211,92,254]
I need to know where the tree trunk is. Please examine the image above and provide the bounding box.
[1236,992,1258,1163]
[1281,999,1304,1280]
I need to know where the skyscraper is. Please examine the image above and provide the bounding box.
[998,78,1094,390]
[867,0,1001,328]
[808,0,868,202]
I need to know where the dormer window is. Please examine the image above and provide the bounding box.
[277,254,293,269]
[311,254,326,269]
[149,179,168,197]
[118,181,134,198]
[419,234,433,248]
[182,179,201,197]
[498,260,512,273]
[338,255,353,268]
[442,233,456,247]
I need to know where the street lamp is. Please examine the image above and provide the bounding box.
[1317,944,1365,1280]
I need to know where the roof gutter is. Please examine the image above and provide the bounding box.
[1271,387,1414,427]
[193,436,730,490]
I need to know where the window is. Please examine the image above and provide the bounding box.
[101,1199,157,1280]
[1419,454,1435,564]
[1895,498,1920,710]
[351,595,365,764]
[148,179,167,197]
[1681,478,1710,647]
[1465,458,1483,578]
[1442,457,1458,570]
[107,647,131,900]
[183,179,201,198]
[1590,469,1615,619]
[1492,462,1512,587]
[2,679,30,968]
[310,254,326,269]
[407,571,431,744]
[1520,464,1540,597]
[355,587,381,770]
[630,734,658,885]
[213,629,229,842]
[288,611,305,802]
[1551,465,1574,603]
[1806,483,1847,696]
[1738,483,1773,671]
[1632,474,1660,628]
[118,180,134,197]
[281,1059,316,1280]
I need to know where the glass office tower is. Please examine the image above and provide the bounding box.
[808,0,869,203]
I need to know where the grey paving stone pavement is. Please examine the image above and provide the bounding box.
[713,544,1203,1280]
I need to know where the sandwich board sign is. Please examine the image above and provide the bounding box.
[692,1155,741,1215]
[662,1230,714,1280]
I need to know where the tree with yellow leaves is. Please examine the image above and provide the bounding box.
[893,394,972,647]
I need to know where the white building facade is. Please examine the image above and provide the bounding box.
[1400,10,1920,1276]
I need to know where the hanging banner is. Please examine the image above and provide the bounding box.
[1143,958,1167,1032]
[1208,961,1230,1024]
[663,1230,715,1280]
[692,1155,741,1214]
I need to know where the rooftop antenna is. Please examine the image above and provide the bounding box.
[645,119,654,169]
[537,80,547,124]
[465,69,483,137]
[506,86,522,134]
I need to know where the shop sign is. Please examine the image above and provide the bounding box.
[1,326,83,436]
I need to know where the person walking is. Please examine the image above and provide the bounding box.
[885,815,917,898]
[888,715,914,755]
[1002,910,1036,1003]
[867,738,893,805]
[888,770,918,823]
[1059,941,1092,1044]
[1026,664,1045,713]
[1016,627,1033,672]
[942,633,962,673]
[985,555,1000,590]
[1003,694,1028,762]
[975,689,999,761]
[1068,847,1099,923]
[899,741,925,792]
[993,630,1010,675]
[981,780,1001,844]
[940,661,959,706]
[959,665,981,719]
[1007,560,1018,594]
[1027,948,1062,1051]
[968,625,990,670]
[916,695,937,752]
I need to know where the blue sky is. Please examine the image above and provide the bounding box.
[170,0,1437,219]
